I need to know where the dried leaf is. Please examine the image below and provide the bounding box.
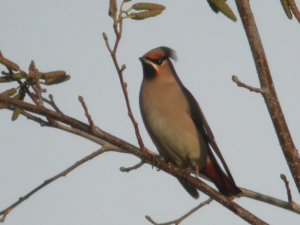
[12,71,27,79]
[130,10,164,20]
[208,0,237,21]
[208,0,226,13]
[11,107,22,121]
[288,0,300,22]
[132,3,165,11]
[0,88,17,97]
[28,60,40,79]
[0,88,17,109]
[0,53,20,71]
[281,0,293,19]
[0,76,11,83]
[108,0,117,19]
[43,71,70,85]
[0,72,27,83]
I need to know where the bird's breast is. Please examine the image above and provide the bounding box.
[140,79,207,168]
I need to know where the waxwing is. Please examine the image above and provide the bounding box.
[139,46,240,198]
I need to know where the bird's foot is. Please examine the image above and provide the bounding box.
[181,167,193,179]
[148,154,164,171]
[188,163,200,178]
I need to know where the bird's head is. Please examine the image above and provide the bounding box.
[139,46,177,79]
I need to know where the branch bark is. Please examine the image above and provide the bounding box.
[0,95,268,225]
[235,0,300,194]
[0,147,111,222]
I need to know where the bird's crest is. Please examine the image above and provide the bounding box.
[159,46,177,61]
[144,46,177,61]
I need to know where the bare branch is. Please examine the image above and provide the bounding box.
[4,97,300,215]
[48,94,63,114]
[0,147,111,222]
[78,95,95,128]
[281,174,293,203]
[7,106,50,127]
[241,188,300,214]
[50,120,113,148]
[0,94,269,225]
[145,198,213,225]
[120,160,145,172]
[102,1,146,151]
[279,174,300,213]
[235,0,300,194]
[232,75,265,94]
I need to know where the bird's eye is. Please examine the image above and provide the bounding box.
[154,57,165,65]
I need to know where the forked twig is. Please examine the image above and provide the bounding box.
[241,188,300,214]
[0,147,111,222]
[0,94,271,225]
[48,94,63,114]
[281,174,293,203]
[145,198,213,225]
[103,0,145,151]
[79,95,95,128]
[232,75,264,94]
[120,160,145,172]
[235,0,300,194]
[279,174,299,211]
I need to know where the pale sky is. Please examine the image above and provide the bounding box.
[1,0,300,224]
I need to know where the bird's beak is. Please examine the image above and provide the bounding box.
[139,56,145,62]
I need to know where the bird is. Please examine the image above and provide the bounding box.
[139,46,241,199]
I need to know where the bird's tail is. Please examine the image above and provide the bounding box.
[178,179,200,199]
[200,156,241,196]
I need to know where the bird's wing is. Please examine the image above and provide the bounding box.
[182,86,237,185]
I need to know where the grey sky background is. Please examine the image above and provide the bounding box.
[1,0,300,224]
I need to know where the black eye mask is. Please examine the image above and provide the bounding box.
[141,61,157,78]
[148,56,167,66]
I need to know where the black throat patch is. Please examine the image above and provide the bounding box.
[141,62,156,79]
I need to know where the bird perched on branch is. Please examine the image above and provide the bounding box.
[139,46,241,198]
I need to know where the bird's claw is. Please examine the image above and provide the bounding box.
[147,154,164,170]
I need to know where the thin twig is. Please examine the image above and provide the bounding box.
[280,174,293,204]
[50,120,112,147]
[28,61,45,105]
[7,106,50,127]
[235,0,300,194]
[48,94,63,114]
[232,75,264,93]
[241,187,300,214]
[0,96,272,224]
[120,160,145,172]
[5,106,300,218]
[16,79,40,106]
[78,95,95,128]
[145,198,213,225]
[103,0,145,151]
[0,147,110,222]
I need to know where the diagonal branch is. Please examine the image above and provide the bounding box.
[0,96,268,225]
[235,0,300,194]
[232,75,265,94]
[241,188,300,214]
[4,96,300,214]
[102,1,145,151]
[145,198,213,225]
[0,147,112,222]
